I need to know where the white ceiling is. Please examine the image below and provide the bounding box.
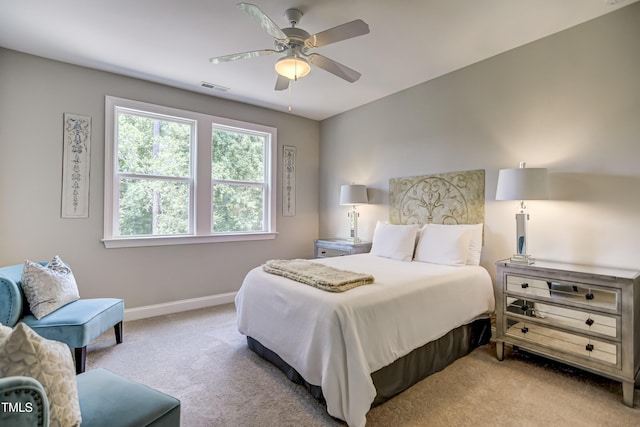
[0,0,636,120]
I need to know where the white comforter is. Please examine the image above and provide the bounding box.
[235,254,495,427]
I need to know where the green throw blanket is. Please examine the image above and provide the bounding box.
[263,259,374,292]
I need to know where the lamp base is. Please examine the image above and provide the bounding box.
[347,207,360,244]
[510,254,535,265]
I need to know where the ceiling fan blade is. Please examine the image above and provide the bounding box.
[210,49,277,64]
[237,2,287,42]
[305,19,370,48]
[275,74,290,91]
[307,54,361,82]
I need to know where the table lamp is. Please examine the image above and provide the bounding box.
[340,184,368,243]
[496,162,549,265]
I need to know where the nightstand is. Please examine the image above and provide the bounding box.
[314,238,372,258]
[495,259,640,407]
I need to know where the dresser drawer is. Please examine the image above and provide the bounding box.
[505,296,619,339]
[534,302,619,339]
[505,320,618,366]
[316,248,349,257]
[506,274,620,314]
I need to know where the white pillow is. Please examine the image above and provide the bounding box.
[21,255,80,319]
[463,223,483,265]
[415,224,473,266]
[0,323,82,427]
[370,221,419,262]
[419,223,483,265]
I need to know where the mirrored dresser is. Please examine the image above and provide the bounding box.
[314,238,372,258]
[495,259,640,406]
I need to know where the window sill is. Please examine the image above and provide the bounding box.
[102,232,277,249]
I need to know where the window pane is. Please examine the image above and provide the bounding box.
[118,112,191,177]
[212,128,265,182]
[213,184,263,232]
[119,178,189,236]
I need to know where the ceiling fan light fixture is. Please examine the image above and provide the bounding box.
[275,55,311,80]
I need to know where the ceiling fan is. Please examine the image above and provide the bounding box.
[210,2,370,91]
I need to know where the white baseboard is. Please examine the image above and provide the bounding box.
[124,292,237,321]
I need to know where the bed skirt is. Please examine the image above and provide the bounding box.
[247,316,492,410]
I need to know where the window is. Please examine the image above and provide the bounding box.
[104,96,276,248]
[115,109,194,237]
[212,126,267,233]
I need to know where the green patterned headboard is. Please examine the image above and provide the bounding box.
[389,169,485,226]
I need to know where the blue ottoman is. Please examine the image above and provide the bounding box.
[77,368,181,427]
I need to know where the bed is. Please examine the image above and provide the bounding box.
[235,170,495,427]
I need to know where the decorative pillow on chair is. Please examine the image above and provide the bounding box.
[370,221,419,262]
[0,322,82,427]
[21,255,80,319]
[0,323,11,341]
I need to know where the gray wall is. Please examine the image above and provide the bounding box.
[0,49,319,308]
[320,4,640,274]
[2,4,638,312]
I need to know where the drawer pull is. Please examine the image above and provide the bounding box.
[521,327,529,334]
[586,344,594,352]
[585,318,595,326]
[585,293,594,300]
[521,282,529,289]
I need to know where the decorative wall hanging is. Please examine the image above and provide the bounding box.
[389,169,485,226]
[282,145,296,216]
[61,113,91,218]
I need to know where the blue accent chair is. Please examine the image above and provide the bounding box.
[0,262,124,374]
[0,369,181,427]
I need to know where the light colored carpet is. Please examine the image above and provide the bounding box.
[86,304,640,426]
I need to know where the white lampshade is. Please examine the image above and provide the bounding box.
[340,184,368,205]
[275,56,311,80]
[496,166,549,201]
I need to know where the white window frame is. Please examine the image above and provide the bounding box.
[103,96,277,248]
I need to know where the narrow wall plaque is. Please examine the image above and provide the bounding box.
[282,145,296,217]
[61,113,91,218]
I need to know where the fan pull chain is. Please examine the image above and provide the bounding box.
[288,81,293,112]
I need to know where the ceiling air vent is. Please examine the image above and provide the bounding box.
[200,81,229,92]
